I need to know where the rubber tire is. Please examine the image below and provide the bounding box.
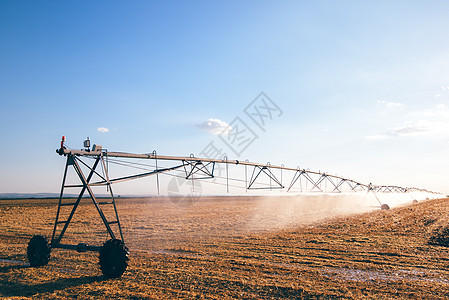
[27,235,51,267]
[99,239,129,278]
[381,204,390,210]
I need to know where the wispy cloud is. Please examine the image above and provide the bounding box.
[196,118,231,135]
[368,99,449,141]
[97,127,109,133]
[389,120,438,137]
[367,120,449,140]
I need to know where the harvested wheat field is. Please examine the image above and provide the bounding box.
[1,196,449,299]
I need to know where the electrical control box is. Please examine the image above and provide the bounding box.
[92,144,102,152]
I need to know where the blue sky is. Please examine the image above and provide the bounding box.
[1,0,449,194]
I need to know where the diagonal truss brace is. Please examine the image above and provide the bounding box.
[247,165,284,190]
[287,169,322,192]
[332,178,349,192]
[346,181,366,192]
[183,160,215,179]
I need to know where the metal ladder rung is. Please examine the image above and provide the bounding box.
[63,184,83,188]
[56,220,68,224]
[98,201,113,205]
[108,221,119,225]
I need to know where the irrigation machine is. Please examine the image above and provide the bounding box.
[26,137,439,277]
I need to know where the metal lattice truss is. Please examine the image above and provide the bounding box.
[56,146,437,196]
[52,143,438,250]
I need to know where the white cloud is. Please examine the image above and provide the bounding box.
[196,118,231,135]
[97,127,109,133]
[387,102,402,108]
[377,100,402,107]
[365,134,390,140]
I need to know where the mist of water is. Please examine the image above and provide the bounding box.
[244,191,441,232]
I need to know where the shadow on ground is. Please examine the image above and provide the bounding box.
[0,264,102,297]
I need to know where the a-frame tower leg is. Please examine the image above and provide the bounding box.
[51,153,123,251]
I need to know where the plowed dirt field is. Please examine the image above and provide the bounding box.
[1,196,448,299]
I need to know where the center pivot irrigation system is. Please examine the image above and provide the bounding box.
[26,137,439,277]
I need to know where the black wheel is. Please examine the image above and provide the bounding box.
[99,239,129,278]
[381,204,390,210]
[27,235,51,267]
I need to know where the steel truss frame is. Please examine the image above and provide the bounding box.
[56,146,438,196]
[50,142,439,253]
